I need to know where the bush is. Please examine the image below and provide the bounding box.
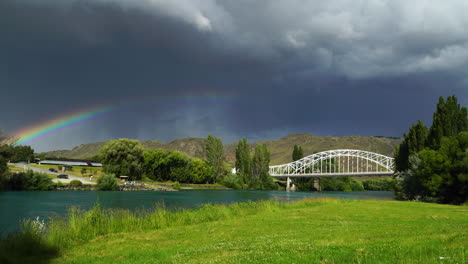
[5,170,54,191]
[321,177,364,191]
[69,180,83,187]
[97,174,119,191]
[362,178,394,191]
[222,174,243,189]
[173,181,181,190]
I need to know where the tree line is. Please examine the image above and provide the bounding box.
[99,136,277,189]
[394,95,468,204]
[99,137,222,184]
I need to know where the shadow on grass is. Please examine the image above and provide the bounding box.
[0,231,59,264]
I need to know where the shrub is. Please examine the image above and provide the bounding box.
[5,170,54,191]
[222,174,243,189]
[173,181,181,190]
[362,178,394,191]
[321,177,364,191]
[97,174,119,191]
[69,180,83,187]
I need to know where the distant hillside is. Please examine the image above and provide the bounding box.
[42,134,401,165]
[246,134,401,165]
[43,138,207,160]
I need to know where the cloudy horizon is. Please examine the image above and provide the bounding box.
[2,0,468,152]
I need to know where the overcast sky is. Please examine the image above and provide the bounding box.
[2,0,468,152]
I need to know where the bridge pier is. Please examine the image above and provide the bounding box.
[313,177,321,192]
[286,177,296,191]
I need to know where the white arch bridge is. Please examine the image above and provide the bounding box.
[269,149,395,190]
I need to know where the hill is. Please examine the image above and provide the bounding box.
[41,134,401,165]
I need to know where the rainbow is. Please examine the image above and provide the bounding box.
[13,90,237,146]
[14,106,113,145]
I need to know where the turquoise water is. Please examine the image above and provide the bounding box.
[0,190,394,234]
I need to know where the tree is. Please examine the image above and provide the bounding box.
[416,133,468,204]
[395,120,428,171]
[252,144,275,189]
[142,149,190,182]
[205,135,225,182]
[427,96,468,149]
[0,144,10,186]
[235,138,251,187]
[189,158,214,184]
[292,145,304,161]
[0,130,12,188]
[394,95,468,204]
[100,139,144,180]
[10,145,35,163]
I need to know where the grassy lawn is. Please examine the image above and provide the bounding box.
[33,199,467,264]
[28,164,103,178]
[8,165,57,178]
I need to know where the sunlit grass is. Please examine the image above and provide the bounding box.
[2,199,467,264]
[8,165,57,178]
[28,164,103,178]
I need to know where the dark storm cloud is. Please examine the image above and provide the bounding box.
[1,0,467,151]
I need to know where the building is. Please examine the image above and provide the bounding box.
[38,159,102,167]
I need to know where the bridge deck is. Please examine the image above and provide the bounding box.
[271,172,394,178]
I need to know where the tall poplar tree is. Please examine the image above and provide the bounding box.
[235,138,251,186]
[252,144,275,189]
[205,135,225,182]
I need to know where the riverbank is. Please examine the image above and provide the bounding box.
[54,184,177,191]
[1,198,466,264]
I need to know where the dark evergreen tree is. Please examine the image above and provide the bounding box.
[427,96,468,148]
[395,120,427,171]
[292,145,304,161]
[395,95,468,204]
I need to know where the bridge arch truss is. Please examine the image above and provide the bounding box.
[269,149,395,177]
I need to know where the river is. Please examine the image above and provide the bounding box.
[0,190,394,235]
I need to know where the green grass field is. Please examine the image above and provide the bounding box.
[2,198,465,264]
[29,164,103,178]
[8,165,57,178]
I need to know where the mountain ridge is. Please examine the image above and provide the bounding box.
[41,134,401,165]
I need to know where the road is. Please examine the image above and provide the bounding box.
[11,163,96,185]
